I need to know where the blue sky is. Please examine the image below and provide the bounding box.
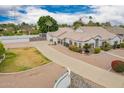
[0,5,124,25]
[40,5,95,14]
[0,5,95,22]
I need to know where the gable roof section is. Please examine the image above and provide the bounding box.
[48,27,118,42]
[81,27,116,40]
[47,27,74,37]
[105,27,124,34]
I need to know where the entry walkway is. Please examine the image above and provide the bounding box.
[32,41,124,88]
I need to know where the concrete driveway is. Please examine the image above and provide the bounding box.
[1,42,66,88]
[0,63,66,88]
[52,44,124,70]
[107,49,124,58]
[31,41,124,88]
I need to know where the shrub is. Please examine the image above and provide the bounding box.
[69,45,82,53]
[83,43,91,54]
[117,44,120,48]
[101,42,112,51]
[120,43,124,48]
[111,60,124,73]
[94,48,101,54]
[113,41,118,49]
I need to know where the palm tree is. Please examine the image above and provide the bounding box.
[89,16,93,21]
[45,20,53,32]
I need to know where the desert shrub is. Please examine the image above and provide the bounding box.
[120,43,124,48]
[101,42,112,51]
[111,60,124,73]
[69,45,82,53]
[94,48,101,54]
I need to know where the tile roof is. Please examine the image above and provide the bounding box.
[105,27,124,34]
[48,27,117,42]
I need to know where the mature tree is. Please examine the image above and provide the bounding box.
[37,16,58,33]
[87,20,94,26]
[89,16,93,20]
[45,19,53,31]
[73,21,84,30]
[87,16,95,26]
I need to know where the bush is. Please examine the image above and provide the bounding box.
[117,44,120,48]
[83,43,91,54]
[111,60,124,73]
[113,41,118,49]
[94,48,101,54]
[120,43,124,48]
[69,45,82,53]
[101,42,112,51]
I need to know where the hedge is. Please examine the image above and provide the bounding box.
[111,60,124,73]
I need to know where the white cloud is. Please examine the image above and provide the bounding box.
[1,5,124,25]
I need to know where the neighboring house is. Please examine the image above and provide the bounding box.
[47,27,121,48]
[20,25,34,35]
[105,27,124,42]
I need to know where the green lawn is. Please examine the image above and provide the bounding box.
[0,48,51,73]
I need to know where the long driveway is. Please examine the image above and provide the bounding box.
[0,63,66,88]
[32,41,124,88]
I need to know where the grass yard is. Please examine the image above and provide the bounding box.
[0,48,51,73]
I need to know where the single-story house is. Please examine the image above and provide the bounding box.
[105,27,124,42]
[47,27,122,48]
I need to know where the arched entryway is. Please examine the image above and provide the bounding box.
[95,39,99,47]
